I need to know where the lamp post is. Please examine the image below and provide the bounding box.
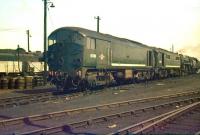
[43,0,55,85]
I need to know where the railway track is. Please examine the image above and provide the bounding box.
[0,82,200,109]
[0,89,106,108]
[0,92,200,134]
[1,74,199,109]
[0,92,54,108]
[16,98,200,135]
[113,101,200,135]
[141,103,200,134]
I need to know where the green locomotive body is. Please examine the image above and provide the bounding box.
[47,27,199,90]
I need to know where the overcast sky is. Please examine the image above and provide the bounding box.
[0,0,200,59]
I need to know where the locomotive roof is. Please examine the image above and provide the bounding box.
[50,27,199,61]
[50,27,151,48]
[152,47,179,55]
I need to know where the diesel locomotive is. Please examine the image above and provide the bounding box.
[47,27,200,90]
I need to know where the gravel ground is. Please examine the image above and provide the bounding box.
[0,75,200,119]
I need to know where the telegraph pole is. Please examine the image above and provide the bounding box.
[95,16,100,32]
[26,30,30,52]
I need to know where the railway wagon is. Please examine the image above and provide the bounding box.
[47,27,183,89]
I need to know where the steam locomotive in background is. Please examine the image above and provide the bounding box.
[47,27,200,90]
[0,48,44,76]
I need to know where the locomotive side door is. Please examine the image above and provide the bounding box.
[153,50,164,67]
[157,52,165,67]
[96,39,111,68]
[147,50,153,67]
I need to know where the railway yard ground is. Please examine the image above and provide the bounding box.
[0,74,200,135]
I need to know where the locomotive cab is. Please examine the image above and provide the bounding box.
[48,29,84,77]
[47,27,115,90]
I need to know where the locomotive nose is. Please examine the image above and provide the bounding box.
[58,57,64,66]
[52,57,64,69]
[47,41,82,76]
[47,44,65,70]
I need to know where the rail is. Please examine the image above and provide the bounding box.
[18,97,200,135]
[0,90,200,127]
[111,101,200,134]
[0,88,200,109]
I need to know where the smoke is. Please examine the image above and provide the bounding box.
[177,44,200,60]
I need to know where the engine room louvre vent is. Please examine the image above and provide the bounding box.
[87,38,96,50]
[176,57,180,60]
[166,55,170,59]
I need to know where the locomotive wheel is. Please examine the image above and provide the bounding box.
[72,79,79,87]
[89,80,97,90]
[78,79,88,91]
